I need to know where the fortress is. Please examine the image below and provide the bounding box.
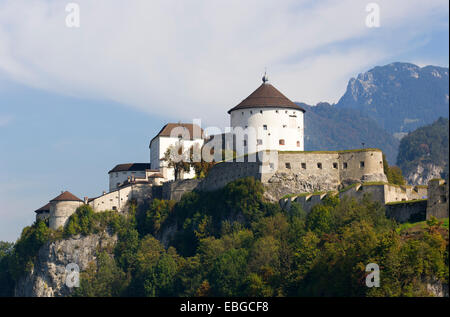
[33,74,448,229]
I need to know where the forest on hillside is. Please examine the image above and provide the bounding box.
[1,178,448,297]
[397,117,449,180]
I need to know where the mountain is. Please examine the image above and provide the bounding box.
[396,117,449,185]
[300,102,399,164]
[336,62,449,138]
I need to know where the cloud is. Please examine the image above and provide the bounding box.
[0,0,448,126]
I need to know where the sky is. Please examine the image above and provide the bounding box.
[0,0,448,242]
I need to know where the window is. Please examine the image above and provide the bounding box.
[112,206,117,211]
[263,125,267,130]
[441,195,447,203]
[279,139,285,145]
[343,162,348,169]
[333,162,338,169]
[269,163,275,169]
[276,110,279,113]
[296,141,300,147]
[260,110,263,114]
[283,125,287,128]
[257,139,263,145]
[360,161,365,168]
[317,163,322,169]
[250,110,253,114]
[301,163,306,169]
[285,110,288,114]
[243,140,247,146]
[285,162,291,169]
[242,112,244,115]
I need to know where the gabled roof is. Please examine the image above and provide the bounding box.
[227,82,305,114]
[149,123,204,147]
[34,203,51,213]
[50,191,83,202]
[108,163,151,174]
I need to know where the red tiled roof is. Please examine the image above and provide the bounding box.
[148,173,164,178]
[108,163,151,174]
[50,191,83,202]
[227,83,305,114]
[34,203,51,213]
[150,123,204,146]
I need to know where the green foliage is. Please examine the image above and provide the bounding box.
[383,153,406,185]
[64,205,124,237]
[73,251,129,297]
[397,117,449,179]
[0,241,15,296]
[4,178,448,297]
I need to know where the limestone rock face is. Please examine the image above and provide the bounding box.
[406,163,443,186]
[14,232,117,297]
[264,173,340,202]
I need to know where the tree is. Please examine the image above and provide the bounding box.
[164,141,191,180]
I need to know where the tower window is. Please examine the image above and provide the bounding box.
[243,140,247,146]
[333,162,338,169]
[260,110,263,114]
[276,110,279,113]
[241,112,244,115]
[343,162,348,169]
[360,161,365,168]
[296,141,300,147]
[257,139,263,145]
[283,125,287,128]
[263,125,267,130]
[317,163,322,169]
[279,139,285,145]
[301,163,306,169]
[285,163,291,169]
[250,110,253,114]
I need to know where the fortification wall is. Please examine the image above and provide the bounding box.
[385,200,427,223]
[427,179,449,219]
[89,183,154,212]
[338,150,386,183]
[197,162,261,193]
[163,179,202,201]
[36,211,50,222]
[49,201,83,230]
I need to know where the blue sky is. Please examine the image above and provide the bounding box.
[0,0,449,242]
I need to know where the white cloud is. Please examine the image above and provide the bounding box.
[0,0,448,127]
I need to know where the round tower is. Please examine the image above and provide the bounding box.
[49,191,84,230]
[228,75,305,155]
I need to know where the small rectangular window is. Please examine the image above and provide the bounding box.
[257,139,263,145]
[263,125,267,130]
[301,163,306,169]
[285,163,291,169]
[260,110,263,114]
[279,139,285,145]
[296,141,300,147]
[317,163,322,169]
[282,125,287,128]
[360,161,365,168]
[343,162,348,169]
[243,140,247,146]
[333,162,338,169]
[269,163,275,169]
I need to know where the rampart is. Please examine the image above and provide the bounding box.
[427,179,449,219]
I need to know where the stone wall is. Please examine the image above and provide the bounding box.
[197,161,261,192]
[197,149,387,201]
[427,179,449,219]
[162,179,202,201]
[385,200,428,223]
[49,201,83,230]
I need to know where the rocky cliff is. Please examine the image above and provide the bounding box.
[14,231,117,297]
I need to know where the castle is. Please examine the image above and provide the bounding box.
[33,75,448,229]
